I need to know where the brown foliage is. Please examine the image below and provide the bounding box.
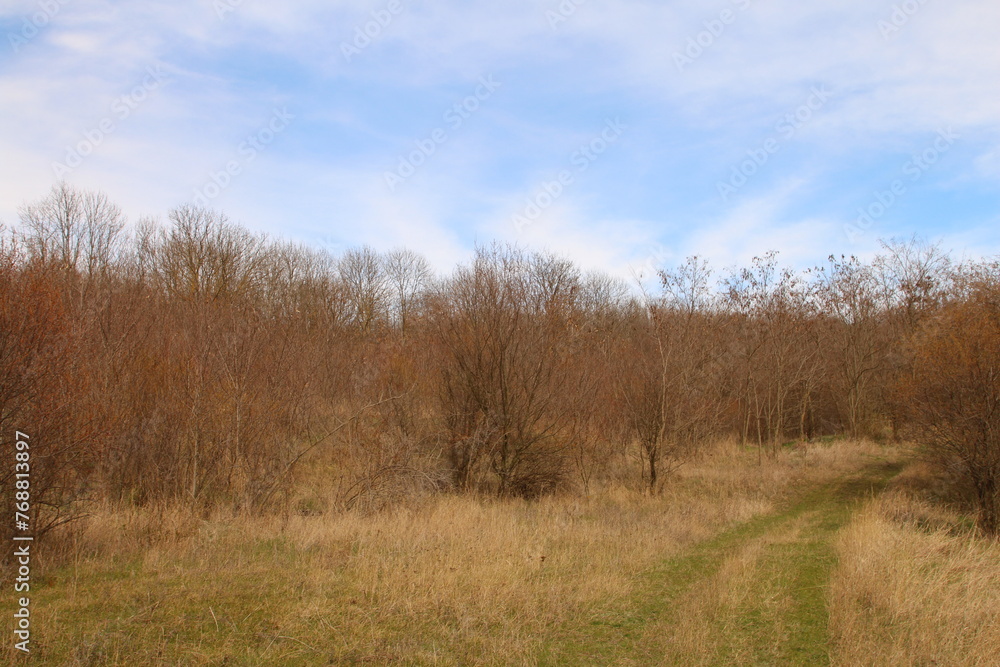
[0,248,96,541]
[4,185,997,537]
[896,265,1000,534]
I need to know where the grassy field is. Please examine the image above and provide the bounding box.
[829,464,1000,666]
[4,440,997,665]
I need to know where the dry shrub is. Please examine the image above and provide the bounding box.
[896,276,1000,534]
[330,433,448,514]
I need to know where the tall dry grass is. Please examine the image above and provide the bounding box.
[830,488,1000,666]
[15,439,901,664]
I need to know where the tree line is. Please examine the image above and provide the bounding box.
[2,184,998,534]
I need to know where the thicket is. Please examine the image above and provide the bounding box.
[2,184,998,535]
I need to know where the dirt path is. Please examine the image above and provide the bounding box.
[542,460,905,666]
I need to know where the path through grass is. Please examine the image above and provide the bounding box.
[542,459,905,666]
[11,446,905,665]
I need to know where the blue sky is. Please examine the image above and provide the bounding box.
[1,0,998,279]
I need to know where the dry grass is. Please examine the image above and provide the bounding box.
[653,525,777,665]
[830,487,1000,666]
[7,438,903,664]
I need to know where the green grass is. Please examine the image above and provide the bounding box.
[10,455,906,665]
[540,460,905,665]
[20,540,344,664]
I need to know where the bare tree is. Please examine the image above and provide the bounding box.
[875,237,952,335]
[339,246,391,334]
[156,205,266,302]
[18,183,126,273]
[813,255,891,437]
[384,248,432,335]
[615,257,722,492]
[723,253,821,454]
[433,244,577,497]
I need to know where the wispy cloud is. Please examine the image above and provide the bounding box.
[1,0,997,273]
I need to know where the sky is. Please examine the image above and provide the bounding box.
[1,0,998,280]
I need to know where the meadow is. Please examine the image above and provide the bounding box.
[6,438,995,665]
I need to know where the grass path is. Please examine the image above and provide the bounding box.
[541,459,906,666]
[15,451,907,665]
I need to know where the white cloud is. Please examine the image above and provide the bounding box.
[679,179,856,270]
[974,148,1000,182]
[2,0,998,276]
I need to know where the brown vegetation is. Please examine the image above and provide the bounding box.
[9,439,898,664]
[1,184,998,541]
